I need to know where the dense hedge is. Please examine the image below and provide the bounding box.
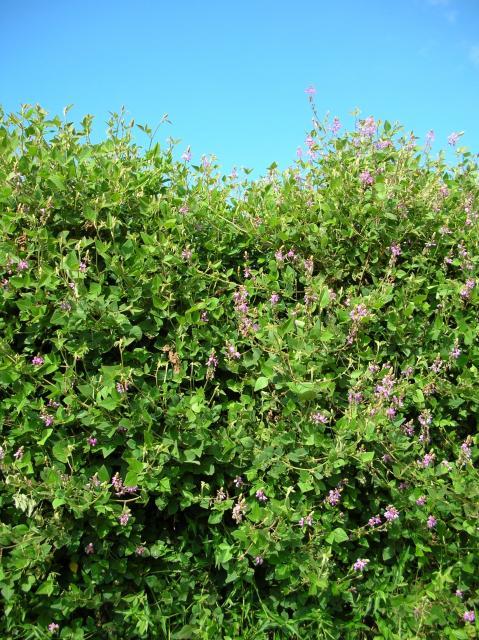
[0,104,478,639]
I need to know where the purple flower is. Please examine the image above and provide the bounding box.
[85,542,95,555]
[181,146,191,162]
[116,381,128,394]
[463,610,475,623]
[226,344,240,360]
[359,171,374,186]
[88,436,97,447]
[233,476,243,488]
[119,510,131,526]
[460,440,472,460]
[256,489,267,503]
[418,452,435,468]
[48,623,60,634]
[390,243,401,258]
[232,497,247,523]
[206,350,218,369]
[455,589,463,598]
[304,85,316,97]
[358,116,377,138]
[326,488,342,506]
[384,505,399,522]
[270,292,280,305]
[450,346,461,359]
[32,356,44,366]
[426,515,437,529]
[331,117,341,135]
[14,446,24,461]
[254,555,264,566]
[353,558,369,572]
[200,311,208,322]
[17,260,29,271]
[311,412,328,425]
[425,130,435,148]
[447,132,460,146]
[376,139,392,149]
[416,496,426,506]
[368,515,382,527]
[386,407,396,420]
[181,249,192,261]
[348,390,363,404]
[304,258,314,275]
[79,261,87,272]
[350,303,368,321]
[41,414,54,427]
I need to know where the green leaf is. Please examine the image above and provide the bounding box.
[326,527,349,544]
[254,376,269,392]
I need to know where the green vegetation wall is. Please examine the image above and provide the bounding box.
[0,105,478,639]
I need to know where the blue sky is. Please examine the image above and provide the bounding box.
[1,0,478,176]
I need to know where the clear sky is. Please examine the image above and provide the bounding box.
[1,0,478,176]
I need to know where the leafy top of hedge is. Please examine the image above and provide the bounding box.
[0,103,478,639]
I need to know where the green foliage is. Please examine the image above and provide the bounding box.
[0,104,478,638]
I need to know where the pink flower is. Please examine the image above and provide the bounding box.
[14,446,24,461]
[384,505,399,521]
[416,496,426,506]
[304,85,316,96]
[85,542,95,554]
[418,452,435,468]
[17,260,29,271]
[326,488,342,506]
[181,146,191,162]
[386,407,396,420]
[41,414,54,427]
[233,476,244,488]
[254,555,264,565]
[206,350,218,369]
[447,132,460,146]
[353,558,369,572]
[32,356,44,366]
[368,515,382,527]
[390,243,401,258]
[455,589,463,598]
[270,293,280,305]
[359,171,374,186]
[119,510,131,526]
[88,437,97,447]
[226,344,240,360]
[426,515,437,529]
[463,610,475,623]
[48,623,60,634]
[331,117,341,135]
[136,545,146,556]
[256,489,267,503]
[311,412,328,425]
